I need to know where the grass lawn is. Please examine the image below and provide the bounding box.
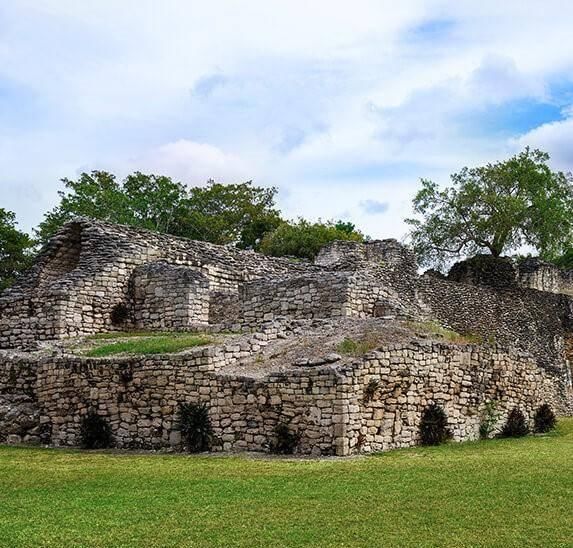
[83,333,212,357]
[0,420,572,548]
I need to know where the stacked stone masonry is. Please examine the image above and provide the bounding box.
[0,219,572,455]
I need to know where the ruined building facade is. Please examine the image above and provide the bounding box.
[0,219,571,455]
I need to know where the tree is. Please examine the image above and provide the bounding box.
[259,219,365,260]
[406,148,573,268]
[36,171,189,244]
[0,209,35,291]
[36,171,129,243]
[36,173,281,249]
[174,180,282,249]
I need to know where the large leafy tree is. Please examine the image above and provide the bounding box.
[259,219,365,260]
[0,209,35,291]
[173,180,282,249]
[36,171,189,243]
[36,172,283,250]
[406,148,573,268]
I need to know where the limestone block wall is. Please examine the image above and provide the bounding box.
[1,337,568,455]
[0,219,320,348]
[0,356,40,444]
[132,262,210,328]
[239,270,423,325]
[240,273,351,323]
[28,349,344,455]
[418,274,573,371]
[209,292,241,324]
[343,342,567,454]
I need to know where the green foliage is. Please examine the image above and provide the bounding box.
[0,419,572,546]
[406,321,483,344]
[260,218,365,260]
[79,411,113,449]
[36,172,282,250]
[270,423,300,454]
[174,180,282,249]
[363,379,380,403]
[419,404,451,446]
[0,208,35,291]
[36,171,189,244]
[553,248,573,269]
[178,402,213,453]
[500,408,529,438]
[479,400,500,439]
[84,334,211,357]
[336,334,380,357]
[406,148,573,268]
[533,404,556,434]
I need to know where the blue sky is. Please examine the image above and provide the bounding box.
[1,0,573,239]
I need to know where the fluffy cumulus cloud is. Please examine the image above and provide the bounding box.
[1,0,573,236]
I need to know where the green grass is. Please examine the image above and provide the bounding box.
[87,331,189,340]
[336,334,381,356]
[84,334,212,357]
[407,320,484,344]
[0,420,571,547]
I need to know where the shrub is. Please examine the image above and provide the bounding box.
[419,404,451,446]
[270,423,300,454]
[533,404,556,433]
[363,379,380,403]
[178,402,212,453]
[479,400,500,439]
[79,411,113,449]
[500,407,529,438]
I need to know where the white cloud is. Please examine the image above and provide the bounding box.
[130,140,255,186]
[515,113,573,171]
[1,0,573,239]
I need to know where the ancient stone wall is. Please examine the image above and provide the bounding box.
[0,219,319,348]
[131,262,210,328]
[516,258,573,296]
[1,337,566,455]
[418,274,572,370]
[239,269,422,326]
[240,273,350,324]
[346,342,566,453]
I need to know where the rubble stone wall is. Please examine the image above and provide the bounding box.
[0,219,319,348]
[419,274,573,370]
[1,339,566,455]
[346,342,567,454]
[132,262,210,328]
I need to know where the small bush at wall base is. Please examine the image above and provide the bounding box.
[419,404,451,446]
[533,404,556,433]
[79,411,114,449]
[178,402,212,453]
[479,400,500,439]
[500,408,529,438]
[271,423,300,454]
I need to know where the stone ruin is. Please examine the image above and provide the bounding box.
[0,218,572,455]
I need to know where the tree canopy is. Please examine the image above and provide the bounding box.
[36,171,190,244]
[0,208,35,291]
[173,180,282,249]
[37,172,281,250]
[259,219,365,260]
[406,148,573,268]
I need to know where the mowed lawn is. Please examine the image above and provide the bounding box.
[1,420,572,548]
